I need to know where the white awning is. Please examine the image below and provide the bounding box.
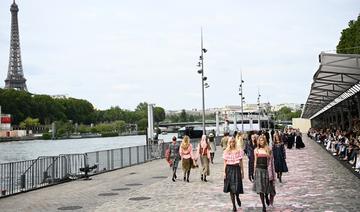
[301,52,360,119]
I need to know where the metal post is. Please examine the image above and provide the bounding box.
[215,111,220,136]
[240,72,244,132]
[147,104,154,142]
[257,90,261,130]
[200,29,206,135]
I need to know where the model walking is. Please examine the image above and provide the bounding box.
[197,135,211,182]
[208,133,216,164]
[223,136,244,211]
[179,135,195,182]
[272,132,288,183]
[168,136,181,182]
[245,133,258,182]
[253,135,275,212]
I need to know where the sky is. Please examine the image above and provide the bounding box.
[0,0,359,111]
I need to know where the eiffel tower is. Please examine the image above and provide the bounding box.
[4,0,27,91]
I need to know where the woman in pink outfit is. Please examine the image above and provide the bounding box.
[223,136,244,211]
[179,135,195,182]
[196,135,211,182]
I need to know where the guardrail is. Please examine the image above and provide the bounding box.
[0,139,201,198]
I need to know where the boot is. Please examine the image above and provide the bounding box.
[265,194,270,206]
[201,174,203,181]
[174,173,177,179]
[172,173,175,182]
[236,194,241,207]
[186,171,190,182]
[204,175,207,182]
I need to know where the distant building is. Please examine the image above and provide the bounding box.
[51,94,68,99]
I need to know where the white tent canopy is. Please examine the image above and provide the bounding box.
[301,52,360,119]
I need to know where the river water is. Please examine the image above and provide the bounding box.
[0,133,177,163]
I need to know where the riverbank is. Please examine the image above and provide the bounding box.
[0,133,177,163]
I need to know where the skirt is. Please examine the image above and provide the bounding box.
[200,155,210,176]
[223,164,244,194]
[182,158,192,172]
[253,168,275,194]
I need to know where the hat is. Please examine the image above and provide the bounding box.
[209,133,214,137]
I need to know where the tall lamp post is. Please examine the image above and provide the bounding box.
[257,90,261,130]
[197,28,208,135]
[239,73,245,132]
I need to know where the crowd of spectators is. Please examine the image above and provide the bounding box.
[308,128,360,173]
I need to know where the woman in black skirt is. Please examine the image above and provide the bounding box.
[272,131,288,183]
[223,136,244,211]
[253,135,275,212]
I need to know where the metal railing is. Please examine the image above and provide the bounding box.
[0,139,200,198]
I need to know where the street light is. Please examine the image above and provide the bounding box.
[239,73,245,132]
[257,90,261,130]
[197,28,208,135]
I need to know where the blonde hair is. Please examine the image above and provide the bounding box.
[181,135,190,150]
[225,136,238,152]
[256,135,271,154]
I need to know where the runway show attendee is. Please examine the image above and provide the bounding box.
[253,135,276,212]
[196,135,211,182]
[179,135,195,182]
[272,131,288,183]
[223,136,244,212]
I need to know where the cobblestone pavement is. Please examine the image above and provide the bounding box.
[1,136,360,212]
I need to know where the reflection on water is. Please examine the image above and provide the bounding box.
[0,133,177,163]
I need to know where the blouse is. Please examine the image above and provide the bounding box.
[223,150,243,165]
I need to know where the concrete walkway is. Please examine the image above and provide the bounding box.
[1,136,360,211]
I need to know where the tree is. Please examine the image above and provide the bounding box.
[179,109,187,122]
[19,117,40,129]
[337,15,360,54]
[153,107,165,123]
[137,118,148,131]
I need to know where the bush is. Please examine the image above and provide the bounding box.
[101,132,119,137]
[42,132,52,140]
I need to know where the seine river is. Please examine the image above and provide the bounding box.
[0,133,177,163]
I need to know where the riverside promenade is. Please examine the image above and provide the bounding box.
[1,136,360,212]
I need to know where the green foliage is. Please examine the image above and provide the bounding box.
[55,121,74,138]
[42,132,52,140]
[137,118,148,131]
[274,106,302,121]
[154,107,165,123]
[19,117,40,128]
[101,132,119,137]
[0,89,168,136]
[179,109,188,122]
[337,15,360,54]
[164,110,216,123]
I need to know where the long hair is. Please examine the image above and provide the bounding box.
[256,135,271,154]
[273,131,282,144]
[181,135,190,150]
[225,136,238,152]
[200,135,210,149]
